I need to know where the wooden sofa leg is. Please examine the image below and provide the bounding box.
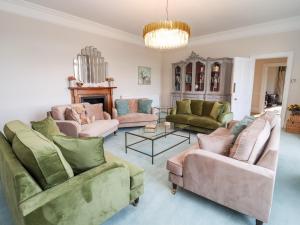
[132,198,139,207]
[114,131,117,136]
[172,183,177,195]
[256,219,263,225]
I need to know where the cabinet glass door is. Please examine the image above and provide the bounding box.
[210,62,221,92]
[174,66,181,91]
[185,63,192,92]
[195,61,205,92]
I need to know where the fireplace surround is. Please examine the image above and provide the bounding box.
[69,87,116,115]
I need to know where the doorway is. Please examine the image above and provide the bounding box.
[249,52,293,127]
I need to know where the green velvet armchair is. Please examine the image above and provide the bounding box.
[0,131,144,225]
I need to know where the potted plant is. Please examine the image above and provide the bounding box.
[288,104,300,115]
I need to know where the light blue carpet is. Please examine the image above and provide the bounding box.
[0,129,299,225]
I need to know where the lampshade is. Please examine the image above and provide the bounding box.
[143,20,190,49]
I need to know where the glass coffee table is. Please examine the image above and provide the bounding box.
[125,123,190,164]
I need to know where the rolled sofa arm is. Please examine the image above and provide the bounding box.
[169,108,176,115]
[112,108,118,119]
[218,112,233,126]
[103,111,111,120]
[183,150,275,223]
[151,107,159,115]
[55,120,81,137]
[19,162,130,218]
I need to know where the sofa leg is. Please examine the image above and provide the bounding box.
[256,219,263,225]
[172,183,177,195]
[132,198,139,207]
[114,131,117,136]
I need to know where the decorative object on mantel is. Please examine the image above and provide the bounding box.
[73,46,108,86]
[68,75,77,88]
[171,51,233,106]
[105,77,115,87]
[138,66,151,85]
[143,0,190,49]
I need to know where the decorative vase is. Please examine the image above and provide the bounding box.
[69,80,76,87]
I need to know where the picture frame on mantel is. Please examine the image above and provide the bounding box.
[138,66,151,85]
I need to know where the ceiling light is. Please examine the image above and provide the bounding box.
[143,0,191,49]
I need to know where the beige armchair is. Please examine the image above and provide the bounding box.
[167,119,280,225]
[51,103,119,138]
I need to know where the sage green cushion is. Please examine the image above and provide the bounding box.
[12,129,74,189]
[138,99,152,114]
[191,100,204,116]
[210,102,224,119]
[53,135,106,174]
[105,151,144,190]
[189,116,222,130]
[3,120,30,143]
[166,114,194,124]
[31,117,62,141]
[115,99,129,116]
[176,100,191,114]
[231,116,255,141]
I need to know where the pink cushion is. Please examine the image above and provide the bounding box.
[51,103,89,120]
[117,113,157,124]
[197,133,234,155]
[128,99,138,113]
[166,143,199,176]
[260,111,278,128]
[85,103,104,120]
[210,127,232,137]
[229,118,271,164]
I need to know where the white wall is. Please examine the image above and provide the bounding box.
[0,11,162,128]
[161,31,300,121]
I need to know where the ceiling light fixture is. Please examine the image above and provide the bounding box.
[143,0,191,49]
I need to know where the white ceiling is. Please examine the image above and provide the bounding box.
[24,0,300,37]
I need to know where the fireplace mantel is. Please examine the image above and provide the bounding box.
[69,86,117,115]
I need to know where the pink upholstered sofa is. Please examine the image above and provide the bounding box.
[51,103,119,137]
[112,98,158,128]
[167,117,280,225]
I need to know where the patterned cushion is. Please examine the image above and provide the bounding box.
[229,118,271,164]
[85,103,104,120]
[65,108,81,124]
[138,99,152,114]
[115,99,129,116]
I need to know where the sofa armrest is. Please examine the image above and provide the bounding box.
[112,108,118,119]
[151,107,159,115]
[183,150,275,222]
[169,107,176,115]
[55,120,81,137]
[218,112,233,126]
[19,162,130,218]
[103,111,111,120]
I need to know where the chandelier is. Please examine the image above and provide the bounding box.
[143,0,191,49]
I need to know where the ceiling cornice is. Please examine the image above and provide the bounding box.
[1,0,300,48]
[0,0,144,46]
[189,16,300,46]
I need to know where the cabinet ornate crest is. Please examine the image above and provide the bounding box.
[171,52,233,106]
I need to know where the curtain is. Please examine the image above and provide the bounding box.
[276,66,286,104]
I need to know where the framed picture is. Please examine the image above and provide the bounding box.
[138,66,151,85]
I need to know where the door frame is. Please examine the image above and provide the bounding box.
[250,51,294,127]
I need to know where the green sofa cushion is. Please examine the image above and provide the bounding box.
[210,102,224,119]
[31,117,62,141]
[176,100,191,114]
[202,101,215,116]
[53,135,106,174]
[105,151,144,190]
[12,129,74,189]
[138,99,152,114]
[189,116,222,130]
[4,120,30,143]
[166,114,194,124]
[115,99,129,116]
[190,100,203,116]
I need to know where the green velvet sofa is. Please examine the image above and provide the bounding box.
[166,100,233,133]
[0,121,144,225]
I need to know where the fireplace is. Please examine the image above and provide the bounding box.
[81,95,105,105]
[69,87,116,115]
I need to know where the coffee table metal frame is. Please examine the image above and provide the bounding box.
[125,124,190,164]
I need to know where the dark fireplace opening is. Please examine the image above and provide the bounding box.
[81,95,105,105]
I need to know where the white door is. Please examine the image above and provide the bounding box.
[231,57,254,120]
